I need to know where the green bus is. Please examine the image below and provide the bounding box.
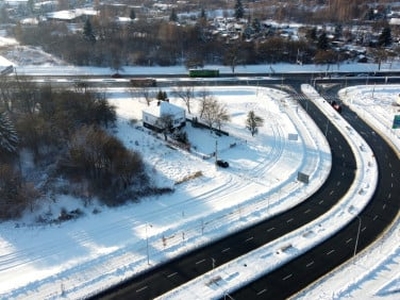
[188,69,219,77]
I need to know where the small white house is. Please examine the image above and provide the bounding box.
[142,101,186,132]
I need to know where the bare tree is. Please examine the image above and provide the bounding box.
[0,75,38,115]
[200,96,217,130]
[0,75,14,113]
[127,85,154,106]
[110,42,124,74]
[73,80,89,94]
[246,110,264,136]
[200,95,230,131]
[224,42,240,74]
[197,88,211,118]
[158,114,174,141]
[173,86,194,114]
[13,75,38,115]
[0,163,38,220]
[215,103,230,130]
[369,48,388,71]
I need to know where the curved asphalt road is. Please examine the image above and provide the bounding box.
[227,84,400,299]
[93,83,360,300]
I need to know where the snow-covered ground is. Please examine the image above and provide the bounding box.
[1,35,399,299]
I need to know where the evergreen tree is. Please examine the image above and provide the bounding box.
[200,7,206,20]
[92,95,117,128]
[129,9,136,20]
[169,8,178,22]
[306,27,317,42]
[365,7,375,20]
[0,112,19,155]
[234,0,244,20]
[157,91,163,101]
[334,23,343,39]
[83,18,96,43]
[317,31,329,50]
[0,6,10,24]
[157,90,168,101]
[378,27,392,47]
[27,0,35,14]
[252,18,261,33]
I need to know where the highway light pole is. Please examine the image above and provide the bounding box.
[224,291,234,300]
[215,139,218,163]
[324,119,329,136]
[354,215,362,257]
[146,223,152,265]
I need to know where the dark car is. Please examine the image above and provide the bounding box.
[330,100,342,113]
[216,160,229,168]
[111,73,122,78]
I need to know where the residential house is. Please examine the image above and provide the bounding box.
[142,101,186,132]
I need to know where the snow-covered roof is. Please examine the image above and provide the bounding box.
[20,17,39,25]
[389,17,400,25]
[46,8,97,21]
[143,101,184,118]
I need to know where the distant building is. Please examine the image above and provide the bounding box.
[46,8,97,22]
[142,101,186,132]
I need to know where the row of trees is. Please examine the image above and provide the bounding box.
[0,77,152,220]
[20,16,318,69]
[2,0,395,71]
[12,16,397,73]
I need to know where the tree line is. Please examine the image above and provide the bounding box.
[7,0,398,71]
[0,77,159,221]
[12,15,319,70]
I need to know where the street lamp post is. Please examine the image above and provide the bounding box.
[215,139,218,163]
[324,119,329,136]
[224,291,234,300]
[354,215,362,257]
[146,223,152,265]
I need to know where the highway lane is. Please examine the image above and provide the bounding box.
[93,84,356,300]
[12,71,400,92]
[227,85,400,299]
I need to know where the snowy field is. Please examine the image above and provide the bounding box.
[1,36,399,299]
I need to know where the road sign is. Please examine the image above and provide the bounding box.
[392,115,400,129]
[297,172,309,184]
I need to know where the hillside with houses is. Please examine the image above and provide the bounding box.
[1,0,400,71]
